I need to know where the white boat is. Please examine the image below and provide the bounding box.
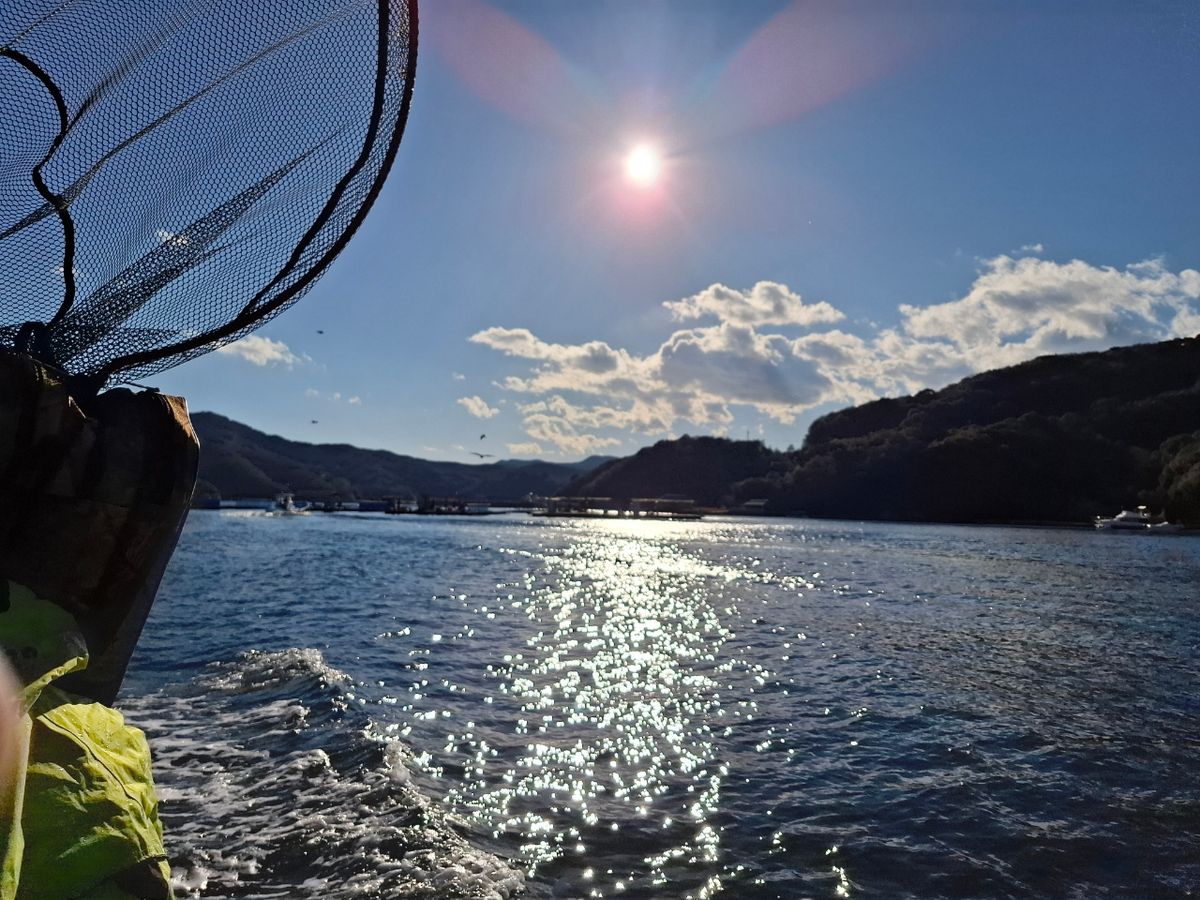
[1094,505,1182,533]
[1148,520,1185,534]
[272,492,310,516]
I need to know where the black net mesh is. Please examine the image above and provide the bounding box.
[0,0,417,388]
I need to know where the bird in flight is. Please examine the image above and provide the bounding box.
[311,419,319,424]
[471,451,493,459]
[316,329,325,334]
[479,434,486,440]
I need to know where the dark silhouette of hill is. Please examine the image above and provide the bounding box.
[561,435,782,507]
[192,412,611,501]
[562,337,1200,524]
[762,336,1200,522]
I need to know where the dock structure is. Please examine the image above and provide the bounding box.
[534,496,703,520]
[382,495,492,515]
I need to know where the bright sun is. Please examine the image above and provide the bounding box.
[624,143,662,188]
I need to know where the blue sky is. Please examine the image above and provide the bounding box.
[154,0,1200,461]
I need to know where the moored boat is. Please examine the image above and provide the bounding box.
[272,492,310,516]
[1094,505,1182,533]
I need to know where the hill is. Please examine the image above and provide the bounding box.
[563,337,1200,524]
[561,435,781,507]
[191,412,610,502]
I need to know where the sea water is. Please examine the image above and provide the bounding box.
[120,512,1200,899]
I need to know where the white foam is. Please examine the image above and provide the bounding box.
[120,649,525,899]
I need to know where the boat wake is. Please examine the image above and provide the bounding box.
[119,648,525,899]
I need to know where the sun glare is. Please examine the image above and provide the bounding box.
[624,143,662,188]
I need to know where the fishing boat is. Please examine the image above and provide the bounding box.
[273,492,310,516]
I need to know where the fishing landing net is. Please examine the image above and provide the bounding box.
[0,1,418,708]
[0,0,418,394]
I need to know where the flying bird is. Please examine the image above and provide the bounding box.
[479,434,486,440]
[471,451,493,459]
[311,419,319,424]
[316,329,324,334]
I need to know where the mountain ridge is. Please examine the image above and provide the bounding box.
[192,412,611,501]
[193,336,1200,522]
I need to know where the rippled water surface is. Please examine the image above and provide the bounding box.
[122,512,1200,898]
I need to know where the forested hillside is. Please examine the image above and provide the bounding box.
[564,337,1200,524]
[192,413,610,501]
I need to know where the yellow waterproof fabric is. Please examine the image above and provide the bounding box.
[0,581,171,899]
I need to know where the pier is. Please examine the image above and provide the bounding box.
[532,496,702,520]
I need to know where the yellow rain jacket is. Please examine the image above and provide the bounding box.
[0,581,171,899]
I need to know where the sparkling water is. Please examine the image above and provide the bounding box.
[121,512,1200,898]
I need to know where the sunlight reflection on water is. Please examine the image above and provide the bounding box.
[427,523,752,898]
[131,512,1200,899]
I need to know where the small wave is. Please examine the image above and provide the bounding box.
[120,648,525,899]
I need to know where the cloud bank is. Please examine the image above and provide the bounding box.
[470,257,1200,455]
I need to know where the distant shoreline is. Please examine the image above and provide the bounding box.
[189,505,1196,534]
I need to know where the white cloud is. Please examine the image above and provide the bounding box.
[658,323,831,421]
[452,372,466,381]
[469,257,1200,453]
[468,282,853,450]
[521,412,621,457]
[664,281,844,327]
[470,328,629,374]
[216,335,302,367]
[897,255,1200,371]
[306,387,362,405]
[507,441,544,456]
[457,395,500,419]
